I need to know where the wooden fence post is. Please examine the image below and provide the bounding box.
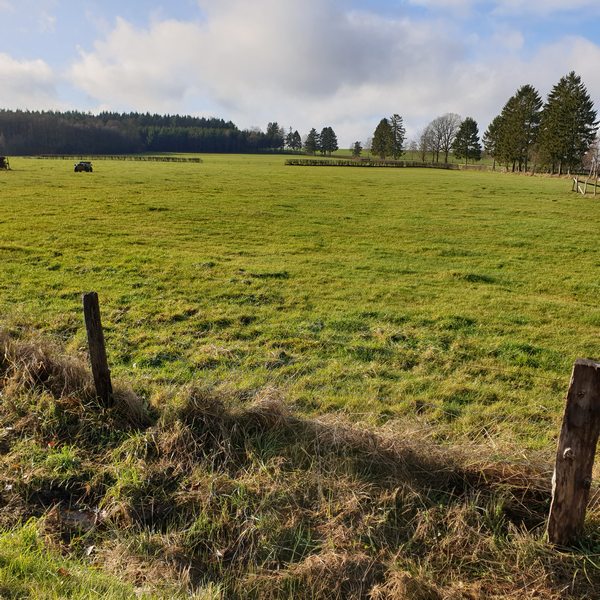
[82,292,114,407]
[547,359,600,546]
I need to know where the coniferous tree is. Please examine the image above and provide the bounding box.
[493,85,542,171]
[351,141,363,158]
[390,114,406,159]
[285,128,303,151]
[483,115,502,170]
[371,118,394,159]
[266,122,285,149]
[291,130,302,150]
[320,127,339,155]
[451,117,482,165]
[285,127,295,150]
[304,128,320,155]
[538,71,598,174]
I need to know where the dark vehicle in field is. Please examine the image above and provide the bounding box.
[0,156,9,170]
[74,161,93,172]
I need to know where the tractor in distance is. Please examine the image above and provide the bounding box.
[74,161,93,172]
[0,156,10,170]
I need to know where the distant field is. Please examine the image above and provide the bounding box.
[1,155,598,448]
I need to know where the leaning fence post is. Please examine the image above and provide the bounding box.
[547,359,600,546]
[82,292,114,407]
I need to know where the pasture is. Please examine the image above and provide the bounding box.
[2,155,600,598]
[1,156,599,448]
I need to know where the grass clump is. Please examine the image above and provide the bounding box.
[0,332,599,598]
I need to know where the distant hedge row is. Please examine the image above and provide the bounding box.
[285,158,459,169]
[33,155,203,163]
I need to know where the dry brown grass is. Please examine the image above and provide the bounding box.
[0,330,599,599]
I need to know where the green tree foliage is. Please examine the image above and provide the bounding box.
[0,109,285,154]
[482,115,502,170]
[390,114,406,159]
[304,128,320,155]
[538,71,598,174]
[320,127,339,155]
[493,85,542,171]
[371,118,394,159]
[451,117,482,164]
[266,122,285,149]
[351,141,363,158]
[285,128,302,151]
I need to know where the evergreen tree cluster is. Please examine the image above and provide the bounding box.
[371,115,405,159]
[0,110,299,155]
[484,72,598,173]
[303,127,339,155]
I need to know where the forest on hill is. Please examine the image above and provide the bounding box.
[0,110,285,155]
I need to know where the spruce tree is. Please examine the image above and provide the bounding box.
[285,127,295,150]
[371,118,394,159]
[390,114,406,159]
[483,115,502,170]
[351,141,363,158]
[539,71,598,174]
[451,117,482,165]
[266,122,284,149]
[493,85,542,171]
[304,128,320,155]
[292,130,302,150]
[320,127,339,155]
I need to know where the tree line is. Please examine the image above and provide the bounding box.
[0,110,305,155]
[364,112,482,165]
[0,71,596,171]
[363,71,597,174]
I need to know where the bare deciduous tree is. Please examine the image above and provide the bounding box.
[427,113,462,163]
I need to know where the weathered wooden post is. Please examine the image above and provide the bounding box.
[82,292,114,407]
[547,359,600,546]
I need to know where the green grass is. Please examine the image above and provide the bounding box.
[0,521,143,599]
[1,156,599,449]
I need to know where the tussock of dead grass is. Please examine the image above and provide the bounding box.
[0,330,599,599]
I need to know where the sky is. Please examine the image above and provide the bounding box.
[2,0,600,145]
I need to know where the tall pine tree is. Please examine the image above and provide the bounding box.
[451,117,482,165]
[390,114,406,159]
[304,128,320,155]
[320,127,339,155]
[483,115,502,170]
[539,72,598,174]
[493,85,542,171]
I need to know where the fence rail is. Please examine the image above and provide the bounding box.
[32,155,203,163]
[285,158,460,169]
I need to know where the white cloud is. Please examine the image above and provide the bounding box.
[68,1,470,141]
[493,0,600,14]
[0,53,60,109]
[65,0,600,145]
[0,0,14,11]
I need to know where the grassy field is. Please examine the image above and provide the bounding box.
[1,156,600,598]
[1,155,599,448]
